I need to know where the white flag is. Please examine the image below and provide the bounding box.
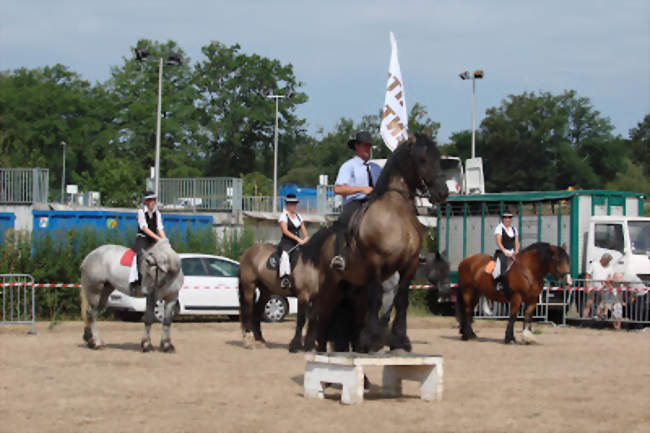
[380,32,408,152]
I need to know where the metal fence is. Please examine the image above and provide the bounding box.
[1,274,37,334]
[159,177,242,212]
[0,168,49,203]
[317,185,341,214]
[473,289,550,321]
[242,195,320,214]
[561,279,649,328]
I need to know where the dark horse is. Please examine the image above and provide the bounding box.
[454,242,571,344]
[308,133,448,353]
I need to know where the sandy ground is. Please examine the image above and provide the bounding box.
[1,316,649,433]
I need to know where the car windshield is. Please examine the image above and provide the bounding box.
[204,258,239,277]
[629,221,650,255]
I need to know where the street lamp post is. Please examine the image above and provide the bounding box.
[134,49,183,196]
[60,141,66,203]
[459,70,484,159]
[267,94,285,213]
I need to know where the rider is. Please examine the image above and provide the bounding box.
[278,193,309,288]
[493,211,520,291]
[329,131,382,271]
[129,191,166,295]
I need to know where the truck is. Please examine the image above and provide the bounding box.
[435,189,649,292]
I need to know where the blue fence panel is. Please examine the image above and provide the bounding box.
[0,212,16,243]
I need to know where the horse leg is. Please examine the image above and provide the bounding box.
[289,297,308,353]
[81,284,104,349]
[238,280,256,349]
[141,293,155,352]
[358,270,386,353]
[388,267,417,352]
[505,294,522,344]
[303,300,318,351]
[252,289,268,345]
[521,302,537,344]
[160,298,179,353]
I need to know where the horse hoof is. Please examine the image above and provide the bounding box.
[82,327,92,343]
[161,341,175,353]
[242,332,255,349]
[522,329,537,344]
[388,335,412,352]
[141,340,154,352]
[504,338,517,345]
[87,339,103,350]
[288,340,304,353]
[254,340,267,348]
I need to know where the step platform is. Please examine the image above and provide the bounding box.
[304,351,444,405]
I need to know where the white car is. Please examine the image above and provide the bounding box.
[106,253,297,322]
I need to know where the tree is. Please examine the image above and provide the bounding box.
[627,114,650,177]
[193,41,308,179]
[479,90,619,192]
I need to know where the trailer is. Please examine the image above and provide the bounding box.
[435,189,647,287]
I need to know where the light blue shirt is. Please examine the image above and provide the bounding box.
[335,156,382,204]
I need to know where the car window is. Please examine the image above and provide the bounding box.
[203,258,239,278]
[181,258,208,276]
[594,223,624,253]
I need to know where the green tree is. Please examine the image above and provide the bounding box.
[242,171,272,196]
[193,41,308,179]
[627,114,650,177]
[479,90,619,192]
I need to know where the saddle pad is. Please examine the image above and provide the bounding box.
[484,260,496,274]
[120,249,136,267]
[266,251,280,270]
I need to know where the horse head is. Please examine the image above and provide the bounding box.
[550,244,572,289]
[142,239,181,283]
[406,133,449,204]
[426,251,452,296]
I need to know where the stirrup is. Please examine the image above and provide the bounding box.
[495,281,503,291]
[129,281,139,296]
[330,255,346,271]
[280,276,292,289]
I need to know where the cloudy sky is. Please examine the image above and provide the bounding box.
[2,0,649,145]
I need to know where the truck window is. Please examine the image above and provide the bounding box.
[594,224,624,253]
[629,221,650,254]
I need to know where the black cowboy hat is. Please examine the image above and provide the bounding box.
[347,131,374,150]
[285,193,299,204]
[144,191,157,201]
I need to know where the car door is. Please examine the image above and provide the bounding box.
[202,257,240,310]
[180,257,212,312]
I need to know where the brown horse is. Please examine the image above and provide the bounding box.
[238,227,334,352]
[455,242,571,344]
[309,133,448,353]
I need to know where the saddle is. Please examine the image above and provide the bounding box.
[266,247,300,272]
[120,249,136,267]
[484,257,514,275]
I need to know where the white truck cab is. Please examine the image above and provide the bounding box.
[586,216,650,286]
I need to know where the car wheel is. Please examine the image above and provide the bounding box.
[119,311,143,322]
[263,295,288,322]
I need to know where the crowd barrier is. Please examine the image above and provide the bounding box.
[1,274,37,334]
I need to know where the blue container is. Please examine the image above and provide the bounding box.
[0,212,16,243]
[32,210,213,243]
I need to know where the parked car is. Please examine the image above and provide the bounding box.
[106,253,297,322]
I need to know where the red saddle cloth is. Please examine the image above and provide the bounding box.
[120,249,136,267]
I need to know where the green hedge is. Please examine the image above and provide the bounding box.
[0,225,256,320]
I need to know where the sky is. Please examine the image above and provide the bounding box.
[2,0,649,145]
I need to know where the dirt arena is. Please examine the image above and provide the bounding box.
[1,316,648,433]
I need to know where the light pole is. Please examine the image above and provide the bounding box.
[267,94,285,213]
[134,49,183,196]
[459,69,484,159]
[60,141,66,203]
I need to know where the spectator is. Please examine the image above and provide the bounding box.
[582,253,613,319]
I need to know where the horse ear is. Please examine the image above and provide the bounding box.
[561,243,568,251]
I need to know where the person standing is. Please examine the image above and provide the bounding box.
[277,193,309,288]
[492,211,520,291]
[129,191,166,294]
[329,131,382,270]
[582,253,614,319]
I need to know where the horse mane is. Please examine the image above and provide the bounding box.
[300,226,334,266]
[370,135,430,200]
[520,242,569,266]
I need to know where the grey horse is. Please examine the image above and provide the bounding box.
[80,238,183,352]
